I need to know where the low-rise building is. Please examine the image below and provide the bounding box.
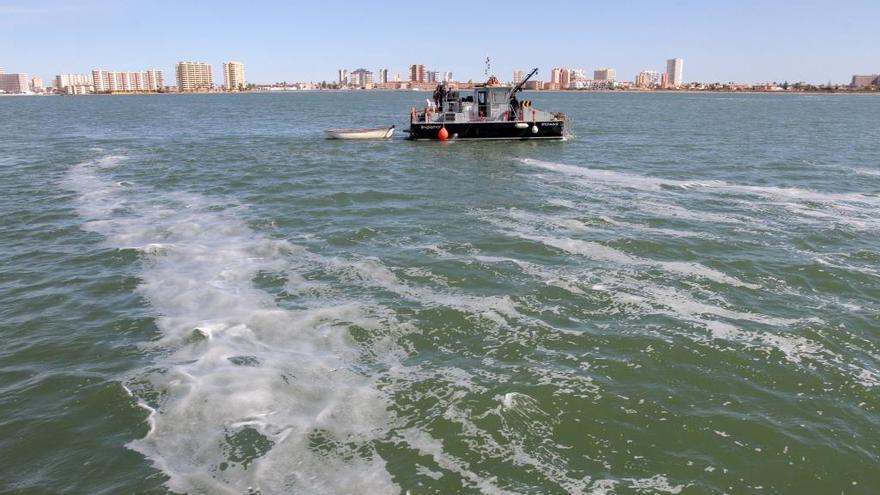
[851,74,879,88]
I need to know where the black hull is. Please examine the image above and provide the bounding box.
[408,121,565,140]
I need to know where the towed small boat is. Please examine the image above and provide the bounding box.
[325,125,394,140]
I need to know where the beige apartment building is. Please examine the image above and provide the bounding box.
[223,61,246,91]
[176,62,213,92]
[594,68,617,82]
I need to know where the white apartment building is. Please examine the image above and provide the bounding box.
[176,62,213,92]
[223,61,245,91]
[569,69,588,89]
[635,70,660,88]
[350,68,373,87]
[666,58,684,87]
[92,69,164,93]
[55,73,93,94]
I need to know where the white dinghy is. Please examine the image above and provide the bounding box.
[324,125,394,140]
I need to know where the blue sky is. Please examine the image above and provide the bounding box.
[1,0,878,84]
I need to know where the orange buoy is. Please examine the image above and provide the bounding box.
[438,127,449,141]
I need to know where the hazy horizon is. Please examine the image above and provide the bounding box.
[2,0,878,85]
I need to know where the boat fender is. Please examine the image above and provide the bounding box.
[531,125,539,134]
[438,127,449,141]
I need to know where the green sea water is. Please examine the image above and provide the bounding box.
[1,92,878,494]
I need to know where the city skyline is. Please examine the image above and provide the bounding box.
[1,0,878,85]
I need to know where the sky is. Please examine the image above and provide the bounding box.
[1,0,878,85]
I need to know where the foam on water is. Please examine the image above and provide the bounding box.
[472,205,880,385]
[498,225,760,290]
[66,156,400,494]
[520,158,880,231]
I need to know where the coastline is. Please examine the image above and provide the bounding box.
[5,88,878,97]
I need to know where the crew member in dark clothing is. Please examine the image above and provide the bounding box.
[432,85,441,110]
[509,94,519,121]
[438,84,447,111]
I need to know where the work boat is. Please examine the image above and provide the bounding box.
[407,68,567,141]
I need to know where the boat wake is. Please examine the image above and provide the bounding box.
[65,155,400,494]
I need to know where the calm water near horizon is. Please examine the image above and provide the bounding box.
[1,92,878,494]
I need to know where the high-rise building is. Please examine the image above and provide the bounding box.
[666,58,684,87]
[350,68,373,87]
[146,69,165,91]
[92,69,164,93]
[559,68,571,89]
[176,62,213,92]
[570,69,588,89]
[593,68,617,82]
[0,73,29,93]
[338,69,348,85]
[443,71,453,83]
[30,77,44,92]
[378,68,389,84]
[661,72,669,89]
[513,69,525,85]
[55,73,93,94]
[409,64,425,83]
[635,70,660,88]
[223,61,245,91]
[427,71,439,83]
[550,68,562,85]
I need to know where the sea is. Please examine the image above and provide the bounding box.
[1,91,878,494]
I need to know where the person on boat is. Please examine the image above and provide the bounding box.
[433,84,447,111]
[432,84,443,111]
[509,94,519,121]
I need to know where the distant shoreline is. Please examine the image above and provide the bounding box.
[3,89,878,97]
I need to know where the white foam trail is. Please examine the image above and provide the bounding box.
[396,428,515,495]
[66,156,398,494]
[474,209,847,370]
[520,158,880,209]
[515,231,760,289]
